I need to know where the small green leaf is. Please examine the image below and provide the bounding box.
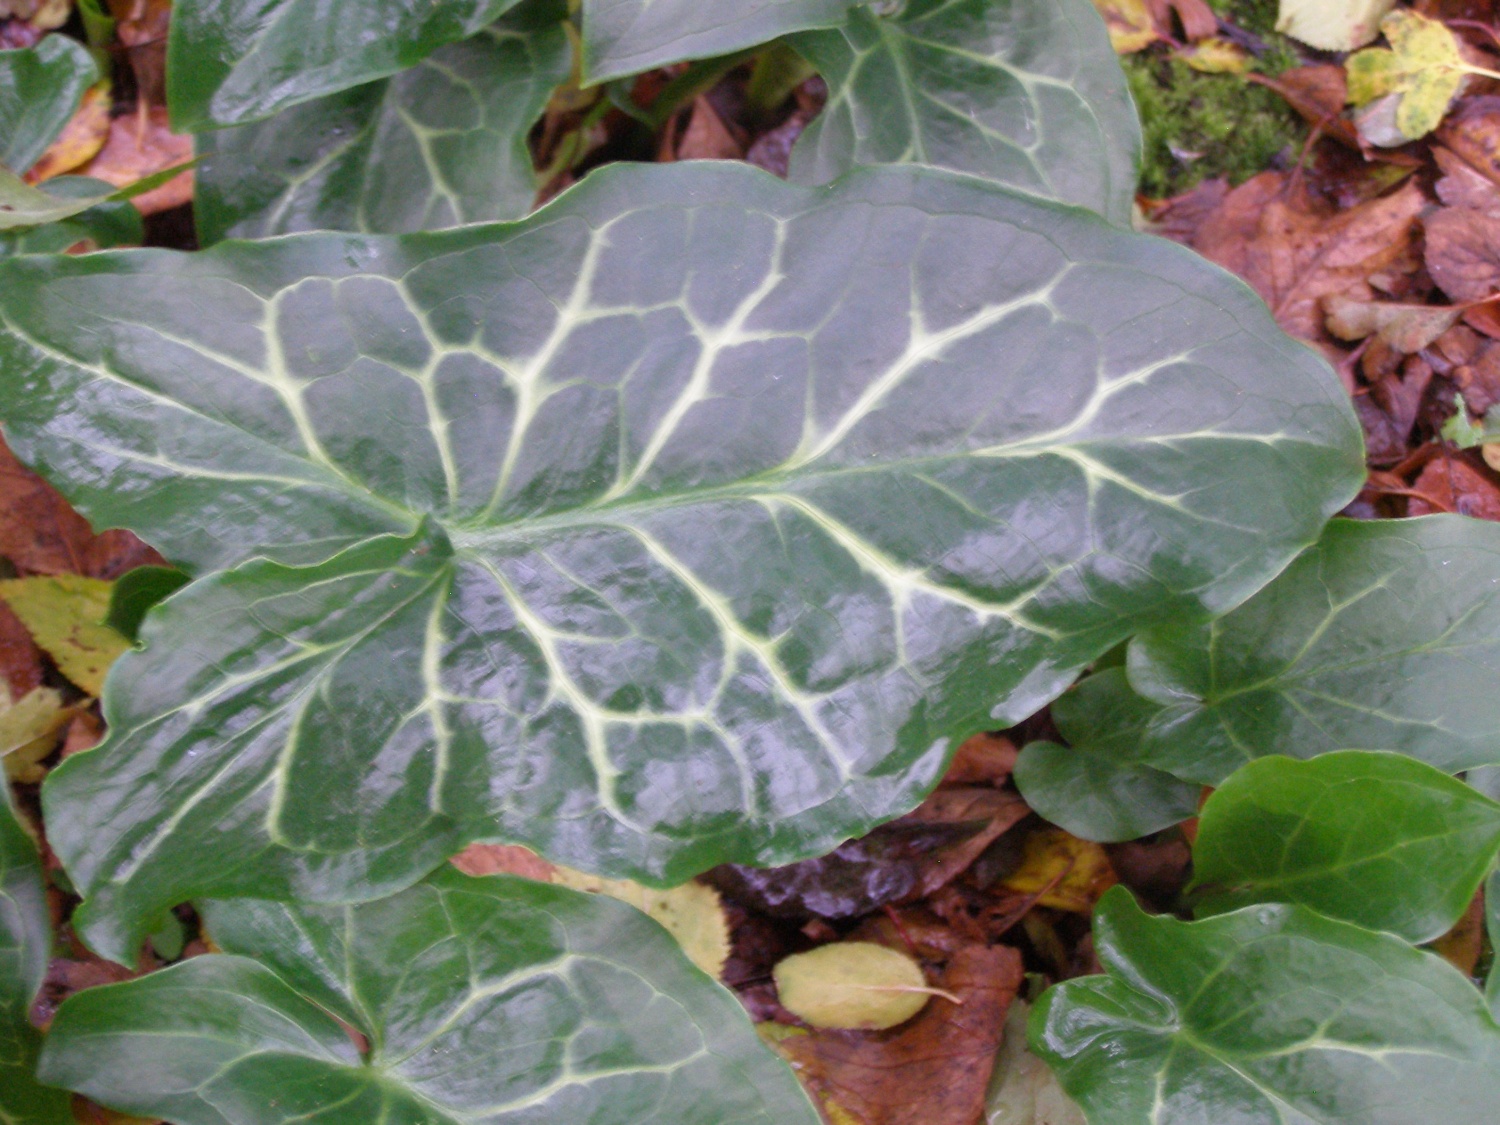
[195,0,570,242]
[39,868,821,1125]
[1123,515,1500,784]
[0,784,71,1123]
[0,35,98,174]
[1345,10,1484,141]
[774,941,932,1030]
[102,565,189,643]
[579,0,856,83]
[166,0,526,130]
[1032,887,1500,1124]
[1192,751,1500,943]
[1015,669,1200,843]
[2,163,1364,962]
[788,0,1140,223]
[0,163,189,232]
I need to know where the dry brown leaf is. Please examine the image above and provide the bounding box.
[451,842,556,881]
[941,732,1017,786]
[107,0,170,106]
[1425,206,1500,303]
[1325,295,1464,352]
[1089,0,1159,53]
[1252,65,1364,149]
[1190,173,1425,350]
[0,599,42,699]
[676,96,743,161]
[1409,454,1500,518]
[24,81,110,183]
[1431,889,1485,975]
[1161,0,1218,42]
[779,943,1023,1125]
[79,105,193,216]
[0,435,163,578]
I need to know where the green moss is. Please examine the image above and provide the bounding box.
[1125,52,1306,198]
[1207,0,1279,37]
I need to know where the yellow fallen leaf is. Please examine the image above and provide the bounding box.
[25,80,111,183]
[0,686,71,782]
[1277,0,1395,51]
[1179,37,1251,76]
[0,575,129,696]
[551,865,731,979]
[773,942,938,1031]
[1090,0,1158,54]
[1346,10,1500,142]
[999,827,1117,914]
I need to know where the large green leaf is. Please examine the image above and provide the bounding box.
[0,163,1363,962]
[0,36,98,175]
[195,0,570,243]
[39,867,818,1124]
[1121,515,1500,785]
[579,0,855,82]
[0,785,70,1124]
[1191,751,1500,943]
[1013,669,1198,842]
[788,0,1139,224]
[166,0,523,131]
[1032,887,1500,1125]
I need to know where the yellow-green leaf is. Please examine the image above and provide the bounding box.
[0,575,128,695]
[552,865,731,979]
[0,685,69,782]
[1346,10,1472,141]
[773,942,932,1030]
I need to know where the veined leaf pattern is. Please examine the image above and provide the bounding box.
[0,163,1362,961]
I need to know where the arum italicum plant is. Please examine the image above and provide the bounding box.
[0,0,1499,1122]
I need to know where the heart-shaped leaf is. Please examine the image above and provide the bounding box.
[788,0,1140,223]
[0,162,1363,962]
[0,35,98,175]
[0,785,70,1124]
[166,0,524,131]
[1013,670,1200,843]
[1192,751,1500,943]
[579,0,856,82]
[1032,886,1500,1124]
[1120,516,1500,785]
[39,867,819,1124]
[196,0,570,242]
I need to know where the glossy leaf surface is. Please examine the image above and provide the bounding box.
[196,0,570,243]
[166,0,522,131]
[0,785,70,1124]
[1033,887,1500,1124]
[789,0,1139,223]
[0,163,1363,961]
[39,867,818,1124]
[580,0,854,82]
[0,36,98,174]
[1013,670,1198,842]
[1125,515,1500,783]
[0,177,142,257]
[1192,751,1500,943]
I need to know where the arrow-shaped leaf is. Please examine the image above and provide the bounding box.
[0,162,1363,962]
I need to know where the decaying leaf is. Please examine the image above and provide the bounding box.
[779,943,1024,1125]
[0,684,68,781]
[1346,10,1496,142]
[775,942,934,1031]
[1178,37,1251,75]
[452,841,732,978]
[1427,206,1500,303]
[78,105,192,215]
[0,575,128,695]
[1000,828,1117,914]
[1326,295,1465,352]
[552,865,732,980]
[985,1002,1087,1125]
[25,81,110,183]
[1409,454,1500,518]
[1277,0,1395,51]
[1089,0,1158,53]
[1189,173,1424,352]
[0,0,70,30]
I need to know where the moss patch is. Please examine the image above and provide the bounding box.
[1126,53,1305,198]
